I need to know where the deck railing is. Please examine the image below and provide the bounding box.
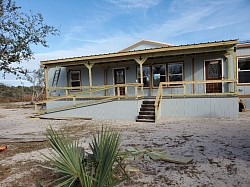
[154,79,237,123]
[35,83,143,114]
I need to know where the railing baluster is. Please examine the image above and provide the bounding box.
[135,85,138,99]
[117,86,120,100]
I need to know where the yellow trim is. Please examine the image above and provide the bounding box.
[119,40,172,52]
[154,79,237,124]
[41,40,238,66]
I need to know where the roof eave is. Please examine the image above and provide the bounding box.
[41,39,238,67]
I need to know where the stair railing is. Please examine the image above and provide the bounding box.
[35,83,143,114]
[154,82,163,124]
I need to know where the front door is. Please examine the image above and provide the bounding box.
[205,60,222,93]
[114,68,125,95]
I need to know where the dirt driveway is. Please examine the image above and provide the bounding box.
[0,102,249,187]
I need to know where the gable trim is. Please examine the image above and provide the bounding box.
[119,40,172,52]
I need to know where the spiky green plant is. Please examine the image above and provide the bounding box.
[45,127,92,187]
[45,126,127,187]
[89,126,127,187]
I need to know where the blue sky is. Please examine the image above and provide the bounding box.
[1,0,250,86]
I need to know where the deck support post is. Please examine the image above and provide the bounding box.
[73,96,76,107]
[35,104,38,113]
[135,57,147,96]
[117,86,120,100]
[135,85,138,99]
[84,63,95,97]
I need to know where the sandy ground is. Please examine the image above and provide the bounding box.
[0,102,250,187]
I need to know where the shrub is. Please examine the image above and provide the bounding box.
[45,126,127,187]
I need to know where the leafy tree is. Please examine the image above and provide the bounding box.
[0,0,59,76]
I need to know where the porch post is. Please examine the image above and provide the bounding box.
[104,64,107,96]
[135,57,147,96]
[224,49,236,93]
[192,58,195,94]
[84,63,95,96]
[233,51,237,93]
[44,66,49,99]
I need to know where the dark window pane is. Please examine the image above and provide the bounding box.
[71,72,80,81]
[169,75,182,82]
[168,63,182,74]
[239,71,250,83]
[153,74,160,87]
[168,63,183,85]
[160,76,165,82]
[159,65,166,75]
[137,66,150,87]
[137,67,140,77]
[153,64,166,87]
[143,67,150,76]
[208,63,219,78]
[72,81,80,87]
[143,77,150,87]
[115,70,124,83]
[238,59,250,70]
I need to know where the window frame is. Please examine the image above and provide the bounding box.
[167,62,184,87]
[152,64,166,88]
[69,70,82,92]
[237,56,250,85]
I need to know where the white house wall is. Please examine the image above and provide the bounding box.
[237,46,250,110]
[43,96,238,120]
[161,97,238,118]
[43,100,143,120]
[48,67,67,97]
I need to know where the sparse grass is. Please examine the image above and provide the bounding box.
[0,160,56,187]
[0,142,48,160]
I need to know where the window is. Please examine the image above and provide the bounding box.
[152,64,166,87]
[205,60,222,80]
[137,66,150,87]
[238,57,250,83]
[168,62,183,85]
[70,70,81,91]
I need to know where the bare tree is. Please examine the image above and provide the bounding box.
[26,68,44,103]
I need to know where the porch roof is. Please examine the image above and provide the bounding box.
[41,39,238,67]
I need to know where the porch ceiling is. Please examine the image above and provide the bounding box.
[42,39,238,68]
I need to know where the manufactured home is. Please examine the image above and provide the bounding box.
[35,39,239,122]
[236,41,250,110]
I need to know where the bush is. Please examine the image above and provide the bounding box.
[45,126,128,187]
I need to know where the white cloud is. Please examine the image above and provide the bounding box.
[0,75,32,86]
[34,33,137,63]
[107,0,160,9]
[131,0,247,43]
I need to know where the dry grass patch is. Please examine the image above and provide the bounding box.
[0,142,48,159]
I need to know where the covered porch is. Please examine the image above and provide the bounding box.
[36,39,239,121]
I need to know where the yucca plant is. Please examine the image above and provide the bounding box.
[89,126,127,187]
[45,126,127,187]
[45,127,92,187]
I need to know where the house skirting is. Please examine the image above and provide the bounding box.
[43,99,143,120]
[161,96,238,118]
[41,96,238,120]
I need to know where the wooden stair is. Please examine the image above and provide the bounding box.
[136,100,155,122]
